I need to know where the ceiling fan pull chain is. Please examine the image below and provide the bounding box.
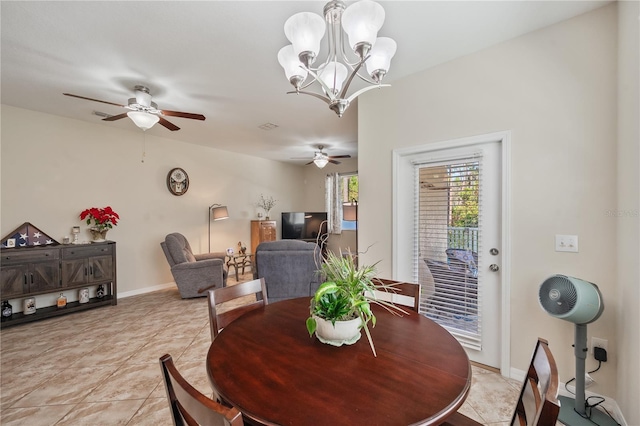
[141,132,147,163]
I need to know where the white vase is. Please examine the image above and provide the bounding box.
[313,315,362,346]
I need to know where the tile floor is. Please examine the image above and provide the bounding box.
[1,272,521,425]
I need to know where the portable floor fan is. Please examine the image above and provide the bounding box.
[538,274,616,426]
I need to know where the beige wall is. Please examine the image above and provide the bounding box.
[1,106,306,302]
[358,4,622,401]
[615,1,640,424]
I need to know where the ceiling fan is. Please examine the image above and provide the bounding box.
[293,145,351,168]
[63,85,205,131]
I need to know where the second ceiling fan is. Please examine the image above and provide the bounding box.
[63,85,205,131]
[293,145,351,168]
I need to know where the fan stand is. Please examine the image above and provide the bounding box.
[558,324,618,426]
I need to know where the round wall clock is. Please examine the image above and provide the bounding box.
[167,167,189,196]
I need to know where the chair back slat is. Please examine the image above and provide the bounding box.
[372,278,421,312]
[208,278,268,340]
[511,338,560,426]
[159,354,243,426]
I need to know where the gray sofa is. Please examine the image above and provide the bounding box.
[161,233,227,299]
[253,240,323,303]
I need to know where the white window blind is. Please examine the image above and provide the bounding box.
[414,155,483,350]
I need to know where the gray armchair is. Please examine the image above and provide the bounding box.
[253,240,323,303]
[161,233,227,299]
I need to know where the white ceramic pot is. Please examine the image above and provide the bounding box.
[313,315,362,346]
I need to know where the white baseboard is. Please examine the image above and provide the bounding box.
[118,282,176,299]
[509,367,626,425]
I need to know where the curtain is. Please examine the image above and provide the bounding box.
[325,173,342,234]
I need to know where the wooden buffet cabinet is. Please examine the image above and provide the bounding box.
[250,220,276,254]
[0,241,117,328]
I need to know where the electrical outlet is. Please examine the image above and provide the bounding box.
[555,234,579,252]
[592,337,608,354]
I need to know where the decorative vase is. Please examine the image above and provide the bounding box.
[313,315,362,347]
[2,300,13,318]
[89,227,108,242]
[79,288,90,304]
[23,297,36,315]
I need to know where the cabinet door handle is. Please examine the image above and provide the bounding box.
[24,274,27,285]
[84,267,88,276]
[90,266,94,276]
[30,273,34,284]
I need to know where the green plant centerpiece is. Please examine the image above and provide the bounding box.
[306,251,407,357]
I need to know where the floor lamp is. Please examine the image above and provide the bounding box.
[343,200,358,262]
[208,204,229,253]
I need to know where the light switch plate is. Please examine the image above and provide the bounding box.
[555,234,578,252]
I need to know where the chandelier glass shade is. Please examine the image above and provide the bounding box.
[127,111,159,130]
[278,0,397,117]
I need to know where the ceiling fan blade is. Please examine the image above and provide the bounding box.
[329,159,341,165]
[102,112,129,122]
[328,155,351,159]
[63,93,126,108]
[305,161,314,166]
[158,116,180,131]
[160,110,206,121]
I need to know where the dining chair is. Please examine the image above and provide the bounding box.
[159,353,243,426]
[208,277,268,340]
[372,278,421,312]
[443,338,560,426]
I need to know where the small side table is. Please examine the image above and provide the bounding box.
[225,253,253,281]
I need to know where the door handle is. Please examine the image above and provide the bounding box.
[489,264,500,272]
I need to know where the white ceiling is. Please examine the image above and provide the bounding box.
[1,1,609,166]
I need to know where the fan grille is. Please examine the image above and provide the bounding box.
[539,275,577,315]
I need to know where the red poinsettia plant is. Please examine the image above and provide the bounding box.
[80,206,120,230]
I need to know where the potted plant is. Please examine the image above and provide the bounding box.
[306,251,408,357]
[257,194,277,220]
[79,206,119,242]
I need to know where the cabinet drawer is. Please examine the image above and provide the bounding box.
[1,248,59,264]
[62,244,113,259]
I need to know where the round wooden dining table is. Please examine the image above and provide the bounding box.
[207,297,471,426]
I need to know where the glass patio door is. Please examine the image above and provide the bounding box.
[414,142,502,368]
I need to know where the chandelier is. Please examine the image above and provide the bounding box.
[277,0,397,118]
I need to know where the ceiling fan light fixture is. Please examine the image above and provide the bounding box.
[127,111,159,130]
[314,157,329,168]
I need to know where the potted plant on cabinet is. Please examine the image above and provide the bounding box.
[306,251,408,357]
[79,206,120,242]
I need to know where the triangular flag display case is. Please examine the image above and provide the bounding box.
[1,222,60,248]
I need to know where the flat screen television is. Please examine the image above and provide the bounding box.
[281,212,328,241]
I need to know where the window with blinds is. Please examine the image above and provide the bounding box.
[415,157,483,350]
